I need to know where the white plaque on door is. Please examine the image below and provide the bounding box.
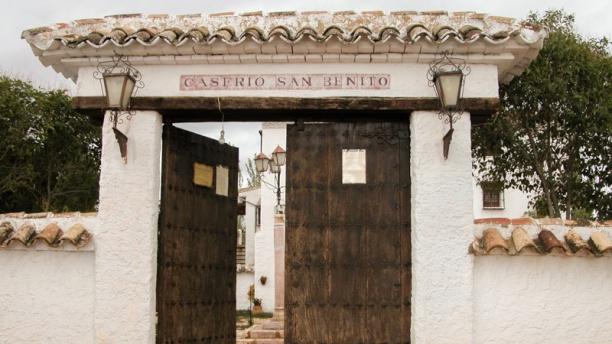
[216,165,229,196]
[342,149,366,184]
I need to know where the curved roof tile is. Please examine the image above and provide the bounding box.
[471,226,612,258]
[0,221,92,249]
[22,11,546,51]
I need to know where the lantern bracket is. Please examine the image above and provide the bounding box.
[93,56,144,163]
[426,51,470,159]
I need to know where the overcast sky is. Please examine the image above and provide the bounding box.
[2,0,610,176]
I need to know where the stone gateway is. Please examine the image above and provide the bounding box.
[8,9,609,344]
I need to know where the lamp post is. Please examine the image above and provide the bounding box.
[427,52,470,159]
[94,56,143,163]
[255,130,286,214]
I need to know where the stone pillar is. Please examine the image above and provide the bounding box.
[410,111,474,343]
[94,111,163,343]
[273,214,285,320]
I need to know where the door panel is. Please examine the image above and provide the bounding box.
[156,125,238,343]
[286,122,411,344]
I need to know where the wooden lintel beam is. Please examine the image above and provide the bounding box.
[72,96,499,122]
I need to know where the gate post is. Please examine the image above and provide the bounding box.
[94,111,163,343]
[409,111,474,343]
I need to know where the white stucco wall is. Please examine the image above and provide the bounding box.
[251,122,288,313]
[0,215,98,344]
[236,270,255,310]
[240,187,260,267]
[254,224,276,313]
[0,251,94,343]
[474,255,612,344]
[410,111,474,343]
[95,111,162,344]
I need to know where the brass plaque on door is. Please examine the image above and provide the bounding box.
[193,162,213,187]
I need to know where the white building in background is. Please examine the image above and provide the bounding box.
[236,123,286,313]
[236,185,259,310]
[473,181,531,219]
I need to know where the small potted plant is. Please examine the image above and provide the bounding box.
[252,298,263,315]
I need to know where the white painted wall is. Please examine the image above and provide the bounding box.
[0,250,94,344]
[474,255,612,344]
[236,271,255,310]
[410,111,474,343]
[254,225,275,313]
[0,215,98,344]
[252,122,287,313]
[240,187,260,267]
[95,111,162,344]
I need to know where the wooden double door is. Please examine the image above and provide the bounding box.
[285,122,411,344]
[156,125,238,343]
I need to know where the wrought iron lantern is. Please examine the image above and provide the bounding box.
[269,160,281,174]
[255,153,270,173]
[103,73,137,109]
[433,70,463,109]
[271,145,286,166]
[94,56,144,163]
[255,130,286,213]
[427,52,470,160]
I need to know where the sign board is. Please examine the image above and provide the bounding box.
[193,162,213,187]
[180,74,391,91]
[342,149,366,184]
[216,165,229,196]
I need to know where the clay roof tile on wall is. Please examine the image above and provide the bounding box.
[482,228,509,253]
[0,214,93,249]
[7,224,36,246]
[589,232,612,255]
[59,224,92,248]
[0,222,15,246]
[34,223,63,247]
[511,227,538,253]
[538,230,566,254]
[564,229,592,254]
[471,224,612,258]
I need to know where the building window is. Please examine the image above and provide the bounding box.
[482,183,504,209]
[255,205,261,228]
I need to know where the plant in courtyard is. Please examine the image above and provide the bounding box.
[0,76,101,212]
[244,157,261,187]
[252,297,263,315]
[472,9,612,220]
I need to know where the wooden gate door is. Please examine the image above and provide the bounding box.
[285,122,411,344]
[156,125,238,343]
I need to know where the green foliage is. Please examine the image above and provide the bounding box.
[244,157,261,187]
[473,9,611,220]
[0,76,101,212]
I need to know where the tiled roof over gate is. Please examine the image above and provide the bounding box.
[22,11,546,50]
[21,11,547,82]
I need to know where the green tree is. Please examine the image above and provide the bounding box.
[244,157,261,187]
[473,10,611,220]
[0,76,101,212]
